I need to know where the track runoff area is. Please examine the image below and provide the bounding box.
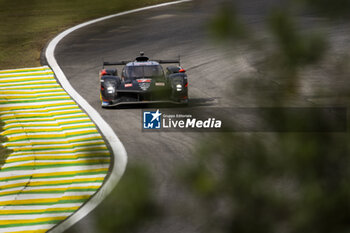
[0,66,111,233]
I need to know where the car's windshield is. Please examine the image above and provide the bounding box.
[124,65,164,79]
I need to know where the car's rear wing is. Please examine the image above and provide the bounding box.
[103,61,130,68]
[103,58,180,68]
[155,59,180,64]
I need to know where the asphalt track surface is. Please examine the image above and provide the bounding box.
[53,0,349,232]
[54,2,233,232]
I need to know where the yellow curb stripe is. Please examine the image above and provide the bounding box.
[0,216,66,225]
[0,186,102,196]
[0,207,79,215]
[0,177,105,190]
[0,168,109,182]
[0,196,91,206]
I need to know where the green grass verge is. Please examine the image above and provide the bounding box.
[0,0,168,70]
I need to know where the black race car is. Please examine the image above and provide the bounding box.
[99,52,188,107]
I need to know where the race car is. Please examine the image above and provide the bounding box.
[99,52,188,107]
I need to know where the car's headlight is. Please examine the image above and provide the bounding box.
[176,84,182,92]
[107,86,115,94]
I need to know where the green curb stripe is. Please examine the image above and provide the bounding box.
[0,67,111,231]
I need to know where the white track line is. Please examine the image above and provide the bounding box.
[45,0,191,232]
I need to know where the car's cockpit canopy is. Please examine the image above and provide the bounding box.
[122,64,164,80]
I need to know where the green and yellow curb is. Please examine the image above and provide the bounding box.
[0,66,110,233]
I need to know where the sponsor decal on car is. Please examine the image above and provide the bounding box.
[137,79,151,83]
[139,82,151,90]
[102,101,110,106]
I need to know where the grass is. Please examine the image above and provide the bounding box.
[0,0,168,70]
